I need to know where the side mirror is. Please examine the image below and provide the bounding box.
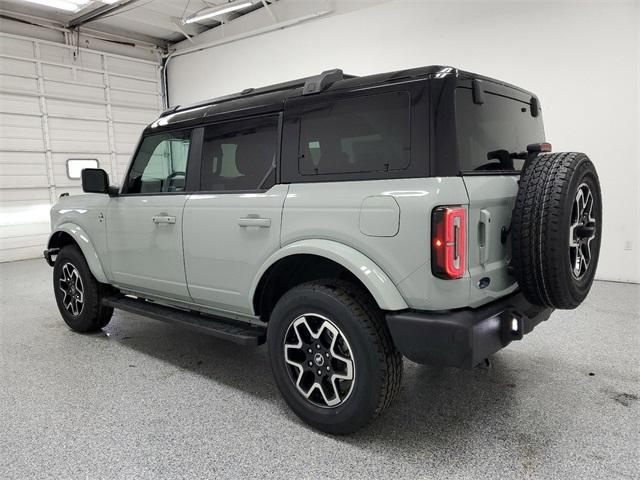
[82,168,110,194]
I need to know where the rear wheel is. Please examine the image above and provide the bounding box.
[267,280,402,434]
[53,245,113,332]
[511,152,602,309]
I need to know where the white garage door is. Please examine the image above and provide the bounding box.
[0,33,163,262]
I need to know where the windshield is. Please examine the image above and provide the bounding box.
[455,87,545,172]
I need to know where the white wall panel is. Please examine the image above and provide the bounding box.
[0,33,162,262]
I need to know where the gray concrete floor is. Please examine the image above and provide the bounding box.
[1,259,638,480]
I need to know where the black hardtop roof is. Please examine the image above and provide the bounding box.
[150,65,536,130]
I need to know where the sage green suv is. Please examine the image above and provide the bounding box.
[44,66,602,434]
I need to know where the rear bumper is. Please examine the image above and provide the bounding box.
[386,291,553,369]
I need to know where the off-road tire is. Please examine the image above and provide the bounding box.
[267,280,403,434]
[511,152,602,309]
[53,245,113,332]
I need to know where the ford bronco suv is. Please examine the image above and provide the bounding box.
[44,66,602,434]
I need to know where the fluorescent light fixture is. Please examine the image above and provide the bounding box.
[17,0,90,12]
[185,0,254,24]
[101,0,121,4]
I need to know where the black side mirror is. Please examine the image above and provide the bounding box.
[82,168,110,194]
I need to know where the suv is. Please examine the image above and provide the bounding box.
[44,66,602,434]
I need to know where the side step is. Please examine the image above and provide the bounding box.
[102,295,266,346]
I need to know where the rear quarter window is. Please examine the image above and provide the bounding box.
[456,88,545,172]
[299,91,411,175]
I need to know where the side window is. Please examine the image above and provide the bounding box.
[124,130,192,194]
[200,116,278,192]
[299,91,411,175]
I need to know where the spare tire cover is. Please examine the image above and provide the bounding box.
[511,152,602,309]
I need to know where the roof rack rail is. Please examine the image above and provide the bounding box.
[159,105,180,118]
[302,69,345,95]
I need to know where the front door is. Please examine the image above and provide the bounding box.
[183,115,286,315]
[106,128,194,301]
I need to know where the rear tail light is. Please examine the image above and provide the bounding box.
[431,206,466,279]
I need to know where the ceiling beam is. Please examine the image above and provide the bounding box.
[65,0,144,29]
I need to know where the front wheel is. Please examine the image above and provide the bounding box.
[267,280,403,434]
[53,245,113,332]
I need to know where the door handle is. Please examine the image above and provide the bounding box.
[479,209,491,265]
[152,215,176,224]
[238,216,271,228]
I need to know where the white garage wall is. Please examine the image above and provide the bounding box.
[0,33,163,262]
[167,0,640,284]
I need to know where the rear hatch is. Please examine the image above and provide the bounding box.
[455,82,545,307]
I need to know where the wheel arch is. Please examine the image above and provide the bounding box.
[47,224,108,283]
[251,239,408,321]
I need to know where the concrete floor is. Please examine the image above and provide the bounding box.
[1,259,638,479]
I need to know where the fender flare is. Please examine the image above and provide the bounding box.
[251,239,408,312]
[47,223,108,283]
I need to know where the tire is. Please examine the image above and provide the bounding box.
[511,152,602,309]
[53,245,113,332]
[267,280,403,434]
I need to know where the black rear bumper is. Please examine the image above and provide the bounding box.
[386,291,553,369]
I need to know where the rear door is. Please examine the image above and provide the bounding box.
[456,84,545,306]
[182,114,286,315]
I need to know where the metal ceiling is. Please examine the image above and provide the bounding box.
[0,0,274,46]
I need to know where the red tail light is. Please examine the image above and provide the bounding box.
[431,206,466,279]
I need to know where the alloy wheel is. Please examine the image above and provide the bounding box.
[569,183,597,279]
[283,313,355,408]
[59,263,84,316]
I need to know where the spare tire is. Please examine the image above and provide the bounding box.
[511,152,602,309]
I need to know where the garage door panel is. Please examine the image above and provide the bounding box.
[39,44,102,70]
[0,245,46,262]
[110,89,158,108]
[0,73,38,93]
[0,187,49,201]
[109,75,157,92]
[0,93,40,115]
[0,233,49,250]
[108,58,157,80]
[46,99,107,120]
[0,37,34,58]
[77,69,105,85]
[0,112,42,130]
[111,106,157,124]
[0,151,46,166]
[1,222,50,238]
[0,163,48,176]
[48,118,109,152]
[0,129,45,151]
[44,80,105,102]
[0,57,36,76]
[0,34,161,262]
[51,152,110,187]
[0,174,49,189]
[0,114,44,151]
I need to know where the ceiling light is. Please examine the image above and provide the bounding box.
[17,0,89,12]
[101,0,122,4]
[184,0,255,24]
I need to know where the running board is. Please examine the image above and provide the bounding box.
[102,295,266,346]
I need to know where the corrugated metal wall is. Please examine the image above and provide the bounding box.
[0,33,163,262]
